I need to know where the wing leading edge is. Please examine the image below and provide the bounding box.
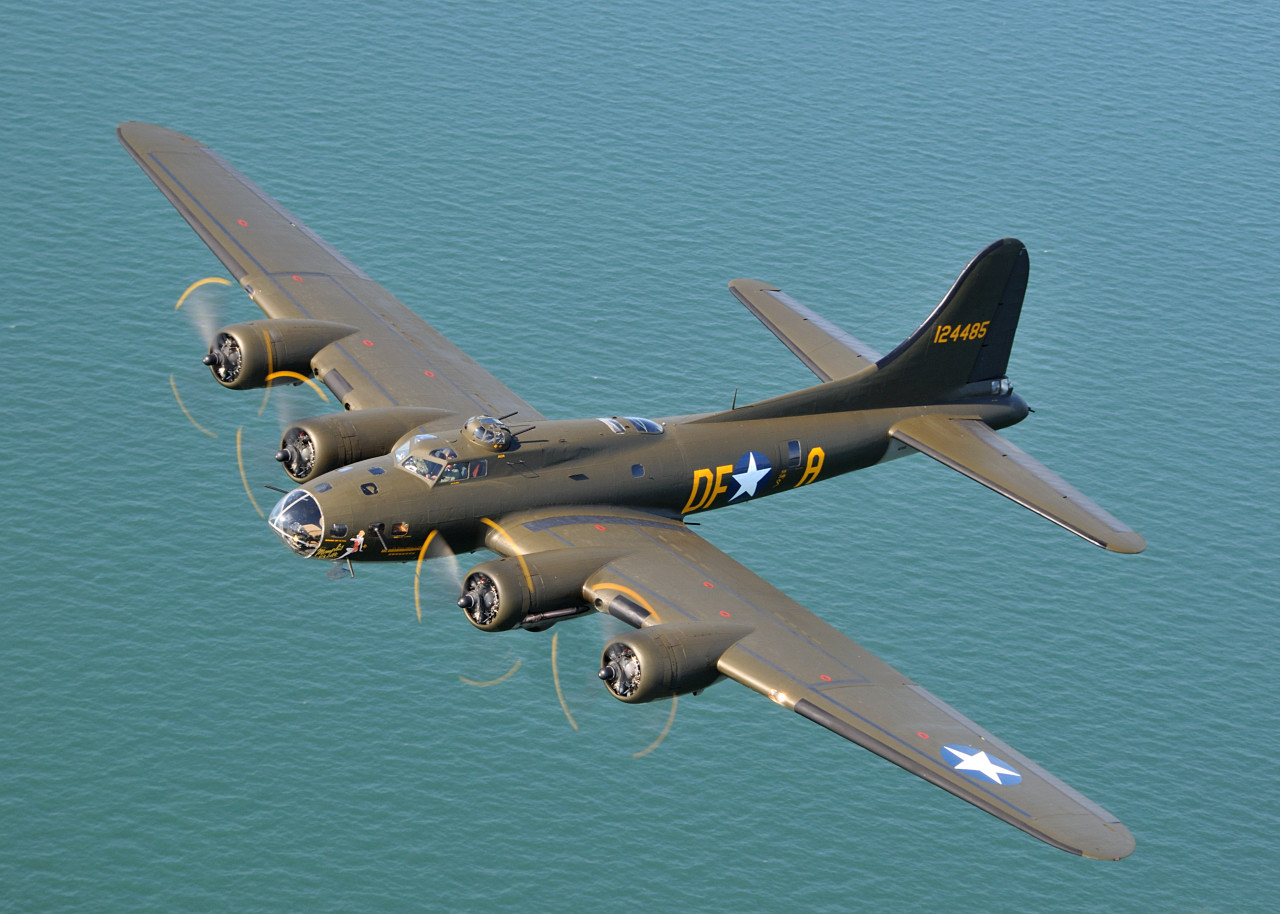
[118,121,542,423]
[483,506,1135,859]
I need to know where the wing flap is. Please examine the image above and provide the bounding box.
[728,279,881,382]
[891,415,1146,553]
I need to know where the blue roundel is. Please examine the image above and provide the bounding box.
[728,451,773,502]
[941,744,1023,786]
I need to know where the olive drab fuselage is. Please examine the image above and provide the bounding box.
[276,393,1028,563]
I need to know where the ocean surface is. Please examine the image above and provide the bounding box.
[3,1,1278,911]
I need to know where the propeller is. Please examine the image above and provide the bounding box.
[169,280,680,753]
[414,530,464,622]
[175,276,229,346]
[167,277,324,521]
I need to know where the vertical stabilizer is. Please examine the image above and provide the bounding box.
[698,239,1029,422]
[866,237,1028,405]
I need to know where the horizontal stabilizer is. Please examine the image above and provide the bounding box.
[891,415,1146,553]
[728,279,881,382]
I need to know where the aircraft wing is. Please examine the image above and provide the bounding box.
[117,122,543,422]
[728,279,882,381]
[484,506,1135,859]
[891,415,1146,554]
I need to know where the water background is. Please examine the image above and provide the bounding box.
[3,1,1278,911]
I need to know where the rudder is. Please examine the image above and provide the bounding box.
[870,238,1028,404]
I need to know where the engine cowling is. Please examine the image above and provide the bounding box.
[274,408,452,482]
[598,622,753,704]
[203,319,358,390]
[458,549,621,632]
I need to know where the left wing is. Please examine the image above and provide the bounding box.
[484,506,1135,859]
[118,122,542,422]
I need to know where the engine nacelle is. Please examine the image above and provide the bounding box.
[203,318,358,390]
[275,408,452,482]
[598,622,753,704]
[458,549,621,632]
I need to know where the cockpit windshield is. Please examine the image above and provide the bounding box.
[397,444,487,486]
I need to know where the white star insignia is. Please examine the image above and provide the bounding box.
[729,453,770,501]
[943,745,1021,784]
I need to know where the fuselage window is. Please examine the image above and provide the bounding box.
[787,439,802,468]
[392,522,409,537]
[631,463,644,477]
[625,416,664,434]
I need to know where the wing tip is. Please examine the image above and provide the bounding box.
[1075,821,1136,861]
[116,121,204,155]
[727,278,780,293]
[1104,531,1147,554]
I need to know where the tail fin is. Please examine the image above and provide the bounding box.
[700,239,1028,422]
[868,237,1027,405]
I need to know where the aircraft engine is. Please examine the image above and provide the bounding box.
[202,318,358,390]
[458,549,620,632]
[274,407,450,482]
[598,622,753,704]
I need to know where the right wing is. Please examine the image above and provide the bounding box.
[484,505,1136,859]
[891,415,1146,554]
[118,122,542,422]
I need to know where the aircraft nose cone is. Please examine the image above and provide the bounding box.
[267,488,324,557]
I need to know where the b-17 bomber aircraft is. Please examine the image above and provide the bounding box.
[119,122,1145,860]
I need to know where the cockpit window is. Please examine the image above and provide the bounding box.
[438,458,487,483]
[400,454,442,481]
[598,417,626,434]
[394,433,437,463]
[398,448,486,486]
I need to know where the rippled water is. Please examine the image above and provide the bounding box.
[3,1,1278,911]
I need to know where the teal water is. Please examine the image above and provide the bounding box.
[3,1,1278,910]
